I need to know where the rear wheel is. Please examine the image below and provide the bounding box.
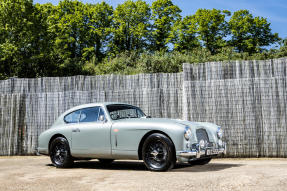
[50,137,73,168]
[189,157,212,165]
[142,133,175,171]
[98,159,114,165]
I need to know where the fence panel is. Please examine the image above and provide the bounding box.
[183,59,287,157]
[0,58,287,156]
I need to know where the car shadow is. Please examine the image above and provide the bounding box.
[172,162,243,172]
[46,160,243,172]
[73,160,147,171]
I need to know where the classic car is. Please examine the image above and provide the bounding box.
[38,102,226,171]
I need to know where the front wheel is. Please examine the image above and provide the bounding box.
[50,137,74,168]
[142,133,175,171]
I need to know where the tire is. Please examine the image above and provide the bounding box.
[98,159,114,165]
[49,137,74,168]
[189,157,212,165]
[142,133,175,171]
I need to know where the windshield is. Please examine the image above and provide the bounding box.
[106,104,146,120]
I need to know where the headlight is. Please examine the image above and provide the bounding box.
[184,127,192,140]
[217,127,223,139]
[199,139,205,149]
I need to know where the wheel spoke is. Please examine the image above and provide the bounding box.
[144,140,169,169]
[52,143,68,165]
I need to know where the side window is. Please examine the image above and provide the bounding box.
[79,107,100,123]
[64,110,81,123]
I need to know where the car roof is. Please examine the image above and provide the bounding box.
[53,102,140,127]
[64,102,133,114]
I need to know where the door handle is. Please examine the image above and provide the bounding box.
[72,128,80,133]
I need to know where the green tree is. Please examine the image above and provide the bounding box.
[150,0,181,51]
[173,15,200,52]
[84,2,113,61]
[274,38,287,57]
[0,0,284,78]
[48,0,87,63]
[229,10,280,53]
[34,3,60,76]
[111,0,151,53]
[0,0,49,78]
[193,9,230,54]
[44,0,113,75]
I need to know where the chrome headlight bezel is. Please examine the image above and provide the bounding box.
[217,127,223,139]
[199,139,205,149]
[184,127,192,141]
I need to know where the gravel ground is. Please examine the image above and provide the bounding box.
[0,156,287,191]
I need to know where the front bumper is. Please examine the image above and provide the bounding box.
[178,142,226,159]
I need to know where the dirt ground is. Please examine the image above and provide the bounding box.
[0,156,287,191]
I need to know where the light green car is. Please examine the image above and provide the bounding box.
[38,102,226,171]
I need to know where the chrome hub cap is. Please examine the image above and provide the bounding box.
[151,150,159,157]
[144,141,168,169]
[52,144,67,165]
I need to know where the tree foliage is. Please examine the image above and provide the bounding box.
[193,9,230,54]
[0,0,283,79]
[111,0,150,53]
[150,0,181,51]
[0,0,49,78]
[41,0,113,75]
[173,15,199,52]
[229,10,280,53]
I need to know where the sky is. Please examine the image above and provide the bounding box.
[34,0,287,40]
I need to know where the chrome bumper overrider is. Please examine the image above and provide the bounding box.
[179,142,226,158]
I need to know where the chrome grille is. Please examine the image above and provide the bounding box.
[196,129,209,142]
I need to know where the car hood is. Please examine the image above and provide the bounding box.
[112,118,220,143]
[113,118,219,130]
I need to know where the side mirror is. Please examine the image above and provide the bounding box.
[99,115,106,122]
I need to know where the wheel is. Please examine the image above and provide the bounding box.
[98,159,114,165]
[50,137,74,168]
[142,133,175,171]
[189,157,211,165]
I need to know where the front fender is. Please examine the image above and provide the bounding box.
[110,121,186,159]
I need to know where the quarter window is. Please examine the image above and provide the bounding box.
[64,110,81,123]
[79,107,100,123]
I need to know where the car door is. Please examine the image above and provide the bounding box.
[71,106,112,158]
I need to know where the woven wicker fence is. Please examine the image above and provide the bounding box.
[0,74,182,155]
[183,58,287,157]
[0,58,287,157]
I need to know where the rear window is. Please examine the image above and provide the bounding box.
[64,110,81,123]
